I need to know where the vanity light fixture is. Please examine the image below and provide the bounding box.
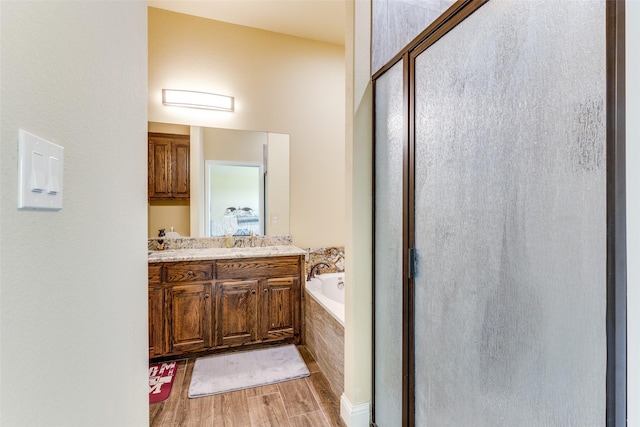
[162,89,234,112]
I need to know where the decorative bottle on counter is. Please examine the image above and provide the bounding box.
[157,228,165,251]
[225,229,234,248]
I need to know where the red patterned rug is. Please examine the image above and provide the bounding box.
[149,361,177,404]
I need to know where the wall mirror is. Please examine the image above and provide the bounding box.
[148,122,290,238]
[206,161,265,236]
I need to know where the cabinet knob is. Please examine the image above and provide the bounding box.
[204,294,210,299]
[263,289,268,293]
[251,289,257,295]
[187,271,194,277]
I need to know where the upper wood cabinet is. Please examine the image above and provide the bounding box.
[148,132,190,200]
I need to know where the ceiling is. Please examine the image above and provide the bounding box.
[147,0,346,46]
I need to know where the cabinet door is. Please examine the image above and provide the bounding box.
[260,277,298,342]
[215,280,259,347]
[166,282,213,354]
[148,139,171,199]
[148,286,164,357]
[148,133,190,200]
[171,140,190,199]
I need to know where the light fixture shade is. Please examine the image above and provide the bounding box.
[162,89,234,111]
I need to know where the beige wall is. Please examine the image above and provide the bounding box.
[266,133,291,236]
[344,0,373,418]
[148,121,190,135]
[148,7,346,248]
[149,200,191,237]
[0,2,149,425]
[203,127,266,163]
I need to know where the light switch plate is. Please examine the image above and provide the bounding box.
[18,129,64,210]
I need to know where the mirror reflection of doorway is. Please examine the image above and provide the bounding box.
[205,161,264,237]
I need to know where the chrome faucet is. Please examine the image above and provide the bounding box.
[307,262,330,282]
[249,231,257,247]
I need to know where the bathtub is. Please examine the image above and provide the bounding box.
[305,272,345,327]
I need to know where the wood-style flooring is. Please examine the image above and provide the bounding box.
[150,345,346,427]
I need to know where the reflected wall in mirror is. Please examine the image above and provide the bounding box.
[147,122,290,238]
[206,162,264,236]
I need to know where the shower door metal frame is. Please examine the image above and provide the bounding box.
[604,1,626,424]
[371,1,626,425]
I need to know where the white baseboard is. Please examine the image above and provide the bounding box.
[340,394,370,427]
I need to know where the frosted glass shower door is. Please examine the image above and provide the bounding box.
[373,60,405,426]
[412,1,606,425]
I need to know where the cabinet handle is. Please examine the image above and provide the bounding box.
[251,289,257,295]
[187,271,194,277]
[263,289,268,293]
[204,294,210,299]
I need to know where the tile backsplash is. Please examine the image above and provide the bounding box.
[304,247,345,276]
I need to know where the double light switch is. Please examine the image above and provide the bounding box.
[18,129,64,210]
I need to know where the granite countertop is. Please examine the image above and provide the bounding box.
[148,245,307,263]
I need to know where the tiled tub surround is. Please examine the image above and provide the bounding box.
[305,286,345,399]
[303,246,345,399]
[148,235,293,251]
[306,275,345,326]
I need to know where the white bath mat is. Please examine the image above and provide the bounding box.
[188,344,310,398]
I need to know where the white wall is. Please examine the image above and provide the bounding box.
[627,1,639,425]
[0,2,149,426]
[148,7,346,248]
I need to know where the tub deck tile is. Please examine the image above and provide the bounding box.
[304,291,345,399]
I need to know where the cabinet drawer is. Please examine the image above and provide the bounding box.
[148,265,162,285]
[164,262,214,283]
[216,256,299,280]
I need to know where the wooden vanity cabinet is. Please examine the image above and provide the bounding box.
[162,261,214,355]
[148,265,163,357]
[166,282,213,354]
[215,280,260,347]
[215,256,301,346]
[148,255,303,360]
[148,132,190,201]
[260,277,299,341]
